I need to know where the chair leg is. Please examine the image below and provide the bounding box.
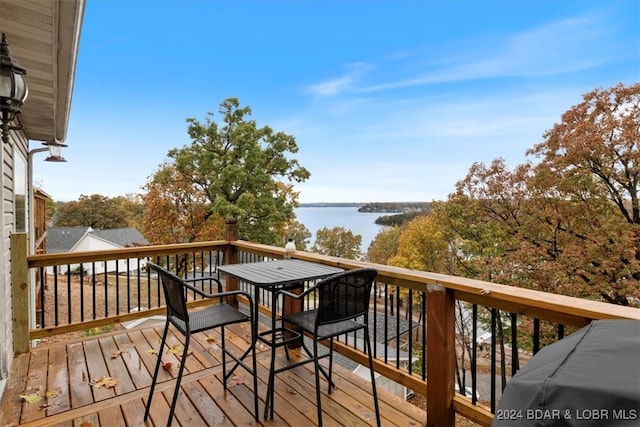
[327,338,334,394]
[221,327,227,389]
[251,321,259,421]
[144,319,170,422]
[313,337,324,427]
[364,328,381,427]
[166,333,191,427]
[265,338,277,420]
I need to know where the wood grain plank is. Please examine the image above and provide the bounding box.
[20,347,49,423]
[0,352,30,426]
[45,344,71,415]
[96,404,126,427]
[112,331,152,390]
[98,336,136,395]
[198,372,264,426]
[67,342,93,408]
[71,412,99,427]
[120,397,148,427]
[82,339,116,401]
[128,328,172,385]
[180,380,233,426]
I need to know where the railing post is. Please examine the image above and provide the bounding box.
[224,218,239,304]
[426,284,456,427]
[11,233,29,354]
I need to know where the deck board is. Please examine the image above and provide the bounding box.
[0,325,425,426]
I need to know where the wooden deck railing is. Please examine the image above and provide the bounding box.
[12,221,640,426]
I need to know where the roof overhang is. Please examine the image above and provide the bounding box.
[0,0,85,143]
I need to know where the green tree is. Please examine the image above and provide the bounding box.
[311,226,362,259]
[55,194,130,229]
[146,98,310,245]
[283,220,312,251]
[366,226,401,265]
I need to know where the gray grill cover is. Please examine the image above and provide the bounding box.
[493,319,640,426]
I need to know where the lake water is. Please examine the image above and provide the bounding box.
[294,206,386,252]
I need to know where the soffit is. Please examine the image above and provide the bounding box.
[0,0,85,142]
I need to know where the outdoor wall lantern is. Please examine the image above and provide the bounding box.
[42,140,67,162]
[0,33,28,144]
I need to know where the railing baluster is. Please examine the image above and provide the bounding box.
[66,267,72,324]
[53,265,59,326]
[490,308,497,413]
[471,304,478,405]
[511,312,518,375]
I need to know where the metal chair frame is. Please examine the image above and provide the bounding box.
[143,262,259,427]
[277,268,381,427]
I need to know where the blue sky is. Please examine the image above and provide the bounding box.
[33,0,640,203]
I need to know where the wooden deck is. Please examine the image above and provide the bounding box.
[0,321,425,427]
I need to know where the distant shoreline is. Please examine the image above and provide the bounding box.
[299,202,365,207]
[299,202,432,215]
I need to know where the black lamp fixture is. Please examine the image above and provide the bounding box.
[42,139,67,162]
[0,32,28,144]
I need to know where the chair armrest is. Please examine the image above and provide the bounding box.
[276,283,319,300]
[182,280,251,301]
[184,276,223,293]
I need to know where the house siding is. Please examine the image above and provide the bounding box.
[0,129,28,397]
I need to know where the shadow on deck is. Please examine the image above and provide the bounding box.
[0,321,425,426]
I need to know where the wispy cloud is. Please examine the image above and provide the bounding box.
[338,11,623,94]
[305,62,375,96]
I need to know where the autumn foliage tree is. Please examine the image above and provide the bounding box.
[55,194,138,229]
[311,226,362,259]
[143,98,310,245]
[436,83,640,306]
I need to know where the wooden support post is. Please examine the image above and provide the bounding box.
[11,233,29,354]
[426,284,456,427]
[224,218,239,305]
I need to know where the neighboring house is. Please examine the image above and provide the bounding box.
[46,226,149,274]
[0,0,85,399]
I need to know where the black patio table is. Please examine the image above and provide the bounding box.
[217,259,344,419]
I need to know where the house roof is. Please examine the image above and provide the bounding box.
[0,0,85,142]
[90,228,150,248]
[46,226,149,253]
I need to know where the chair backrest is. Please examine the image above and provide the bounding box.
[315,268,377,326]
[147,262,189,324]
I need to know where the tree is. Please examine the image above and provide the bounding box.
[283,220,312,251]
[388,214,450,273]
[311,226,362,259]
[144,98,310,246]
[112,194,145,231]
[526,82,640,304]
[142,163,226,244]
[435,83,640,305]
[366,226,402,265]
[55,194,131,229]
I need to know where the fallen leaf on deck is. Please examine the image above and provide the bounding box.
[167,344,182,355]
[228,375,244,387]
[111,350,123,359]
[20,392,43,404]
[205,336,216,343]
[162,362,173,372]
[79,422,93,427]
[147,349,158,355]
[91,376,118,389]
[286,388,297,395]
[81,371,87,382]
[45,389,61,399]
